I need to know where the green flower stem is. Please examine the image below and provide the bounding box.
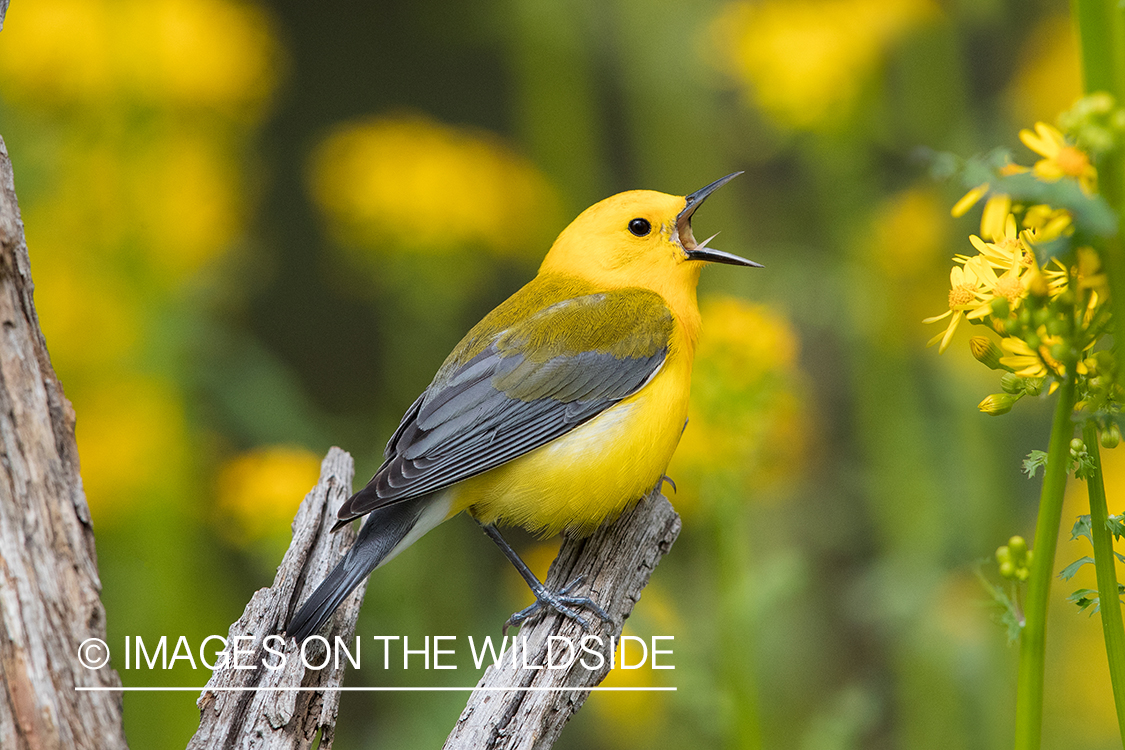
[1014,372,1076,750]
[1083,420,1125,743]
[1071,0,1125,95]
[1073,0,1125,380]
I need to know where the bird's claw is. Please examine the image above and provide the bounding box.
[502,575,612,635]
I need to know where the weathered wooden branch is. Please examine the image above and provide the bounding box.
[193,447,680,749]
[0,136,130,749]
[188,447,364,750]
[443,489,681,750]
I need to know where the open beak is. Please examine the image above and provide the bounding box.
[677,172,762,268]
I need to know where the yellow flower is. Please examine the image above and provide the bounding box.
[216,446,323,543]
[963,222,1034,272]
[1019,122,1097,193]
[1023,204,1073,242]
[710,0,935,130]
[980,195,1013,241]
[952,184,990,217]
[309,114,560,259]
[999,334,1070,378]
[924,260,988,353]
[0,0,279,116]
[951,167,1026,219]
[668,297,806,515]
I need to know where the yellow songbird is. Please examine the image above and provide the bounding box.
[287,173,759,640]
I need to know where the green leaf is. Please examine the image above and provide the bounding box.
[1059,556,1095,581]
[1072,514,1093,542]
[1108,515,1125,540]
[1069,588,1100,614]
[1023,450,1049,478]
[1073,451,1099,480]
[976,566,1023,644]
[1068,585,1125,615]
[990,170,1117,241]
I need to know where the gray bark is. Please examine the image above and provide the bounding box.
[0,135,130,749]
[187,447,365,750]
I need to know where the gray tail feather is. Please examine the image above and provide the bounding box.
[286,499,423,642]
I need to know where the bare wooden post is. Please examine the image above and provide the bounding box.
[188,447,366,750]
[443,489,681,750]
[0,136,130,749]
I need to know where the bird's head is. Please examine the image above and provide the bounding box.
[539,173,760,298]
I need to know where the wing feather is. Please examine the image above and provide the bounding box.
[337,288,674,522]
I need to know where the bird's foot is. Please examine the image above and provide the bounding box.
[502,575,612,635]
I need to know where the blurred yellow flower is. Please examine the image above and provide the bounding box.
[29,255,142,376]
[669,297,806,514]
[77,378,188,522]
[869,189,947,281]
[309,114,560,259]
[951,184,991,218]
[711,0,936,129]
[1020,122,1097,194]
[0,0,279,117]
[216,446,323,543]
[1023,204,1073,242]
[133,132,243,278]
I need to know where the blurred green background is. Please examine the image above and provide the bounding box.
[0,0,1119,748]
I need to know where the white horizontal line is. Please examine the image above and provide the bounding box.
[75,686,676,693]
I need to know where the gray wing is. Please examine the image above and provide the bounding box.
[335,292,672,523]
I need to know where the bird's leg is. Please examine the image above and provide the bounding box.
[476,521,612,635]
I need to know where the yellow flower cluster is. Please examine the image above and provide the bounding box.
[0,0,278,116]
[927,122,1113,414]
[0,0,281,522]
[710,0,936,129]
[309,114,560,259]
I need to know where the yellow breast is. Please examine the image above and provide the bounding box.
[448,325,694,538]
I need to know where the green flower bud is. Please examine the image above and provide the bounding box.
[1007,536,1028,559]
[970,336,1005,370]
[979,393,1021,416]
[996,545,1012,565]
[999,561,1016,579]
[1000,373,1025,394]
[1016,567,1030,582]
[1102,423,1122,450]
[1071,438,1086,453]
[1024,378,1043,396]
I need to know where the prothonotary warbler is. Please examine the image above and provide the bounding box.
[286,172,760,641]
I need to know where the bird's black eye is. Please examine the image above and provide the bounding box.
[628,218,651,237]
